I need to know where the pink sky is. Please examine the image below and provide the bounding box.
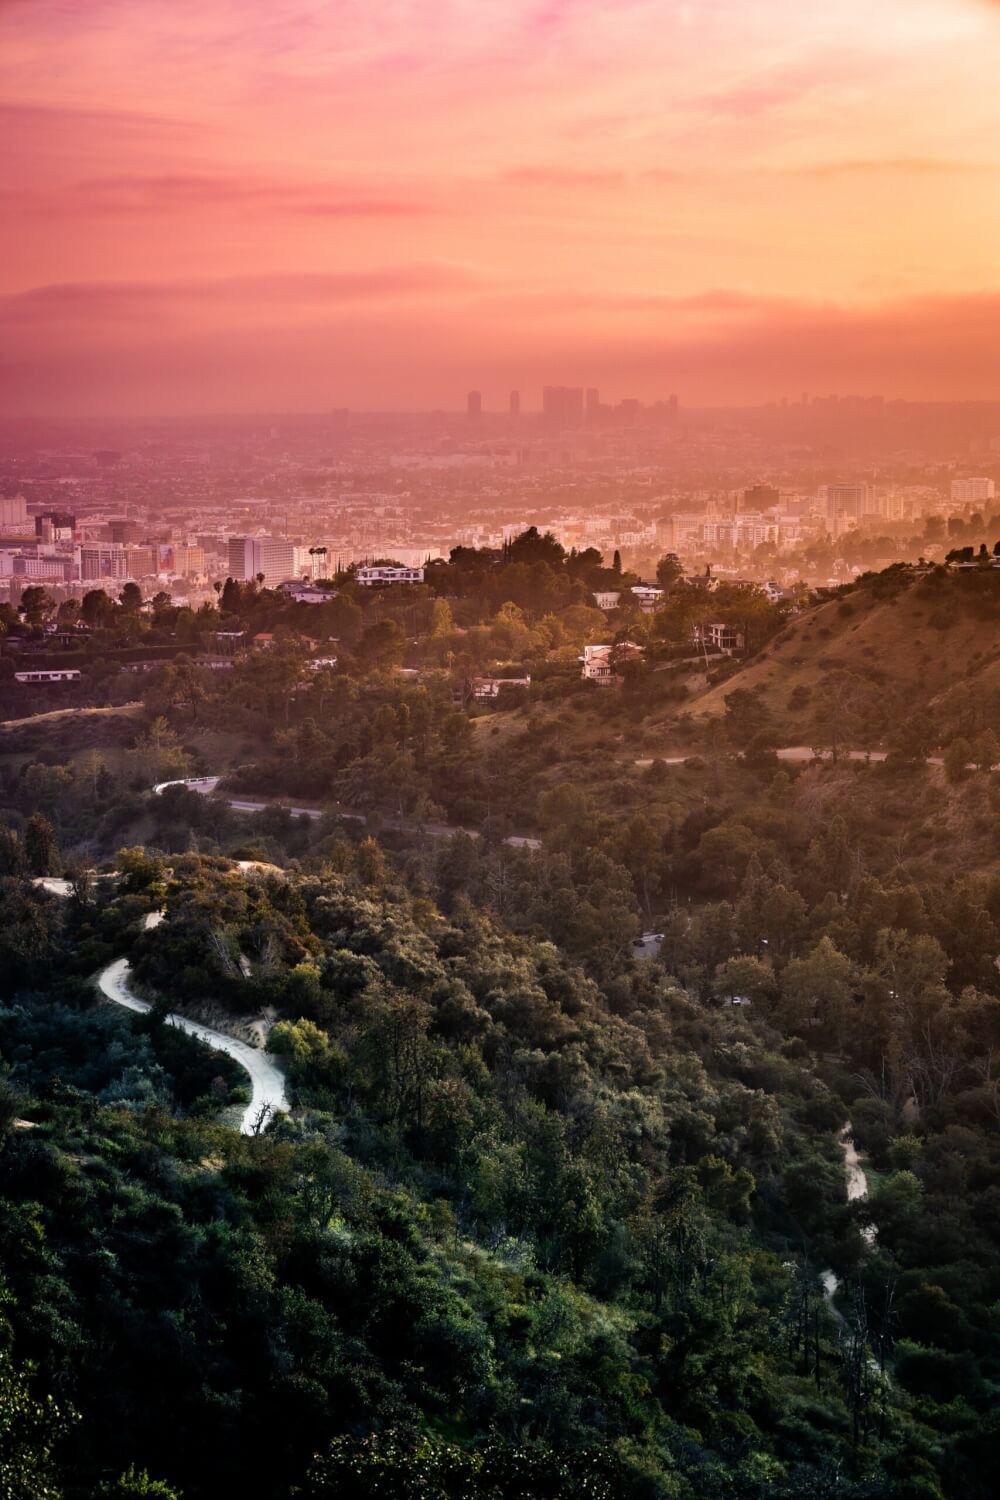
[4,0,1000,414]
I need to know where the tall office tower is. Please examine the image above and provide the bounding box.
[467,390,482,420]
[227,536,296,583]
[509,389,520,417]
[228,537,257,581]
[106,518,142,546]
[825,484,870,530]
[259,538,296,580]
[123,546,157,578]
[542,385,584,424]
[78,543,128,581]
[951,477,996,504]
[586,387,600,419]
[668,393,679,421]
[0,495,28,528]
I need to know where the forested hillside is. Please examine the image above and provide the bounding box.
[0,558,998,1498]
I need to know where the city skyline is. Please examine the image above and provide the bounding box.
[5,0,1000,416]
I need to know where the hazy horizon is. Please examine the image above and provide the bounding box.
[5,0,1000,416]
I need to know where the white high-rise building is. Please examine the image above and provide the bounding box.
[227,536,297,582]
[825,484,870,533]
[951,477,995,504]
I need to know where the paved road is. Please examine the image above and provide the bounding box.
[155,778,543,849]
[631,932,663,962]
[34,877,76,897]
[96,940,289,1135]
[633,746,954,768]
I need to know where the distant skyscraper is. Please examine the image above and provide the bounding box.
[668,394,679,422]
[509,389,520,417]
[586,387,600,419]
[825,484,870,530]
[542,385,584,424]
[0,495,27,529]
[467,390,482,420]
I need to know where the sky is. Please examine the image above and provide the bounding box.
[4,0,1000,415]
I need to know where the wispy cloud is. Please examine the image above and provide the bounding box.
[0,99,199,138]
[501,164,625,188]
[3,172,431,218]
[1,265,479,325]
[786,156,997,177]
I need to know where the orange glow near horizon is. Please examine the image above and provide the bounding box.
[4,0,1000,415]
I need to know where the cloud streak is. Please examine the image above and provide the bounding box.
[1,265,478,324]
[2,173,431,219]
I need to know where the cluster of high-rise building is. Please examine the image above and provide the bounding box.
[464,388,681,425]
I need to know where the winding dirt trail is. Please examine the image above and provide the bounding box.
[95,915,289,1135]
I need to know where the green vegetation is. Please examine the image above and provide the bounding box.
[0,556,998,1497]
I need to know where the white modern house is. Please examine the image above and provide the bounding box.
[356,565,425,586]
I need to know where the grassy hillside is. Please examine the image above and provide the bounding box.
[0,702,145,758]
[684,566,1000,743]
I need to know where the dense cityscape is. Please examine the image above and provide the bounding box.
[3,397,1000,617]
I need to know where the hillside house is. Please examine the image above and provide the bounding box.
[691,622,745,655]
[278,579,339,604]
[580,641,644,684]
[14,669,81,683]
[630,585,664,613]
[472,674,531,699]
[356,565,424,586]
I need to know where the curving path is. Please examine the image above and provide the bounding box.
[154,777,543,849]
[34,878,289,1133]
[95,933,289,1135]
